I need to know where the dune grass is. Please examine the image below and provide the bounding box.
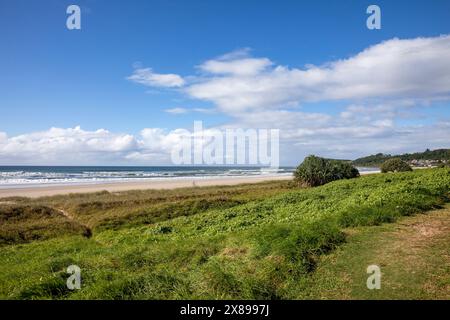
[0,205,91,245]
[0,168,449,299]
[2,180,293,232]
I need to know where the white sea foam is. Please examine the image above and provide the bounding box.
[0,167,294,188]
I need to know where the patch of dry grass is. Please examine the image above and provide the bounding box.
[0,205,91,245]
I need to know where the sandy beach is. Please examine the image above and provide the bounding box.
[0,175,293,198]
[0,170,383,199]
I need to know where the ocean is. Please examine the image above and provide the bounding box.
[0,166,294,188]
[0,166,380,188]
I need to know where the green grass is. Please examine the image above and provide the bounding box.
[0,205,91,245]
[3,180,293,232]
[0,169,449,299]
[296,205,450,299]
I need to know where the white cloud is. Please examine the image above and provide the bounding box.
[164,107,188,114]
[0,126,137,165]
[0,120,449,165]
[164,107,216,114]
[289,121,450,161]
[128,35,450,115]
[185,35,450,113]
[139,128,189,153]
[0,132,7,143]
[193,108,215,114]
[0,126,196,165]
[200,57,272,76]
[127,68,185,88]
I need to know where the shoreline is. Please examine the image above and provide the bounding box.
[0,175,293,198]
[0,170,382,199]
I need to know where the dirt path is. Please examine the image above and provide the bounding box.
[298,205,450,299]
[56,208,92,237]
[57,208,72,220]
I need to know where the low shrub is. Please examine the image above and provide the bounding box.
[380,158,412,173]
[294,155,360,187]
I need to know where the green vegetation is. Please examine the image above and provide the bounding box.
[294,155,359,187]
[380,158,412,173]
[353,148,450,167]
[297,205,450,299]
[437,161,450,168]
[1,181,293,233]
[0,168,449,299]
[0,205,91,245]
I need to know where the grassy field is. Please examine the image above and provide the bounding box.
[296,205,450,299]
[0,168,449,299]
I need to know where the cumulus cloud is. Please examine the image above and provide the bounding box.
[0,132,7,143]
[0,126,194,165]
[290,121,450,161]
[128,36,450,114]
[127,68,185,88]
[0,126,138,165]
[139,128,190,152]
[185,35,450,113]
[0,119,449,165]
[199,56,272,76]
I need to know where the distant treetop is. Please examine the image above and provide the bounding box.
[352,148,450,167]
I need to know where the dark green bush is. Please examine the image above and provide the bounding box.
[380,158,412,173]
[294,155,360,187]
[437,161,450,168]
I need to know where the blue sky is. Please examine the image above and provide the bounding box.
[1,0,450,165]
